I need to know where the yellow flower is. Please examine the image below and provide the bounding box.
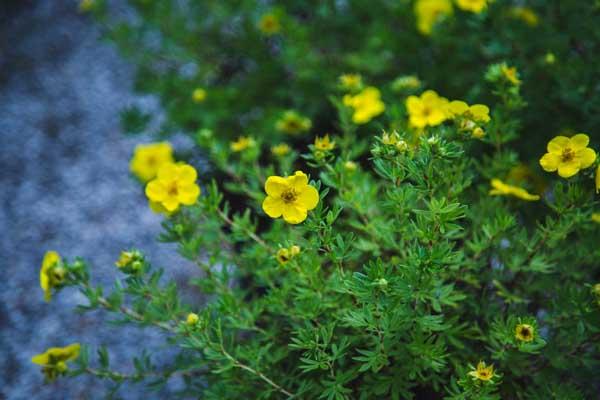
[456,0,487,13]
[276,111,312,135]
[32,343,80,382]
[344,160,358,171]
[262,171,319,224]
[414,0,453,35]
[509,6,539,27]
[489,179,540,201]
[130,142,174,182]
[145,163,201,212]
[468,361,495,382]
[115,250,143,272]
[448,101,491,123]
[40,251,65,302]
[339,74,363,91]
[192,88,207,103]
[186,313,200,326]
[230,136,256,152]
[472,127,485,139]
[258,13,281,35]
[539,134,597,178]
[78,0,94,12]
[515,323,535,342]
[271,143,291,157]
[406,90,449,128]
[391,75,421,92]
[343,87,385,124]
[595,165,600,193]
[314,134,336,151]
[276,245,301,265]
[501,64,521,86]
[592,213,600,224]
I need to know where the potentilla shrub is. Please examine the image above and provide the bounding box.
[32,0,600,399]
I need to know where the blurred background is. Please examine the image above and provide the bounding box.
[0,1,196,398]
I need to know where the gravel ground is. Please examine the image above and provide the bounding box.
[0,1,199,398]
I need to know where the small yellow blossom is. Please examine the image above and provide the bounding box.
[258,13,281,35]
[515,323,535,342]
[192,88,207,103]
[271,143,291,157]
[230,136,256,152]
[130,142,174,182]
[456,0,487,13]
[262,171,319,224]
[145,163,201,212]
[186,313,200,326]
[472,127,485,139]
[448,101,491,123]
[592,213,600,224]
[468,361,495,382]
[489,179,540,201]
[79,0,95,12]
[115,250,143,272]
[276,111,312,135]
[276,245,301,265]
[414,0,453,35]
[344,161,358,171]
[339,74,363,91]
[539,134,596,178]
[314,134,336,151]
[32,343,80,382]
[406,90,449,128]
[343,87,385,124]
[40,251,65,302]
[509,6,539,27]
[391,75,421,92]
[501,64,521,86]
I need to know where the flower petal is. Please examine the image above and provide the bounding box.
[297,185,319,210]
[162,198,180,212]
[282,205,308,224]
[576,147,596,169]
[557,159,580,178]
[262,196,284,218]
[157,163,178,181]
[265,176,288,196]
[178,183,200,205]
[569,133,589,151]
[289,171,309,190]
[145,181,166,201]
[547,136,569,154]
[178,164,197,183]
[539,153,560,172]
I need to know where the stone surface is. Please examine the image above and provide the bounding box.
[0,1,197,398]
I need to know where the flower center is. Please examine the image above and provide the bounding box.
[281,188,298,203]
[561,147,575,162]
[167,182,179,196]
[147,156,156,166]
[520,327,531,338]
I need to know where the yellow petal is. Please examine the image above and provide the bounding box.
[427,109,447,126]
[547,136,569,154]
[145,181,166,201]
[470,104,490,122]
[282,205,308,224]
[557,159,580,178]
[157,163,178,181]
[569,133,589,151]
[162,198,180,212]
[265,176,288,197]
[178,184,200,205]
[576,147,596,169]
[539,153,560,171]
[405,96,422,113]
[262,196,284,218]
[448,100,468,116]
[297,186,319,210]
[178,164,197,183]
[289,171,309,190]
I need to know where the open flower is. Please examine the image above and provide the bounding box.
[468,361,495,382]
[262,171,319,224]
[230,136,256,152]
[406,90,449,128]
[314,134,336,151]
[130,142,174,182]
[515,323,535,342]
[456,0,487,13]
[276,245,301,265]
[192,88,207,103]
[40,251,66,302]
[489,179,540,201]
[271,143,291,157]
[258,13,281,35]
[145,163,201,212]
[539,134,596,178]
[343,87,385,124]
[501,64,521,86]
[276,111,312,134]
[448,101,490,123]
[414,0,453,35]
[32,343,80,382]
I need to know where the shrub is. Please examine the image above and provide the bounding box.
[34,0,600,398]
